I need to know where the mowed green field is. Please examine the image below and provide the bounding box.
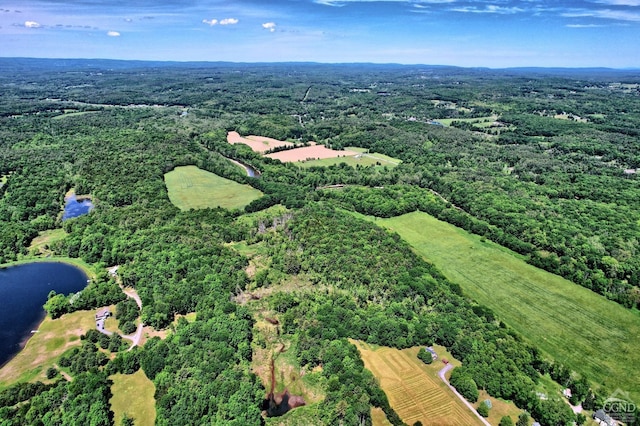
[373,212,640,403]
[297,147,401,169]
[164,165,263,210]
[438,115,498,128]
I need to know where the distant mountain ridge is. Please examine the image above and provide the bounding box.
[0,57,638,77]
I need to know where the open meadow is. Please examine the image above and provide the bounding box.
[297,147,401,168]
[353,341,484,426]
[374,212,640,404]
[164,165,263,210]
[0,309,95,387]
[110,370,156,426]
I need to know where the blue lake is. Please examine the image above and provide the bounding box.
[0,262,88,367]
[63,193,93,220]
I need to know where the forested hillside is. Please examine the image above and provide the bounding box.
[0,59,638,425]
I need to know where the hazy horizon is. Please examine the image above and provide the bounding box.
[2,0,639,68]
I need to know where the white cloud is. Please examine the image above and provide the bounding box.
[202,18,218,26]
[451,5,523,14]
[262,22,276,32]
[220,18,239,25]
[589,0,640,5]
[316,0,457,4]
[563,8,640,21]
[566,24,605,28]
[107,30,120,36]
[24,21,40,28]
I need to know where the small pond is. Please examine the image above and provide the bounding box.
[0,262,88,366]
[63,192,93,220]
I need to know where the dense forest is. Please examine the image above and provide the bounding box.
[0,58,639,425]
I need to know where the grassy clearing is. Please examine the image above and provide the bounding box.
[28,228,67,256]
[371,407,393,426]
[477,390,523,426]
[353,341,483,426]
[251,316,325,406]
[438,115,498,128]
[164,165,263,211]
[51,111,97,120]
[0,310,95,387]
[297,148,401,169]
[373,212,640,403]
[109,370,156,426]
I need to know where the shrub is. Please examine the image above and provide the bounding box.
[417,347,433,364]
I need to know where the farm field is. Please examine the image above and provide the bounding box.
[374,211,640,404]
[437,115,498,127]
[352,340,483,426]
[298,147,401,168]
[265,144,359,162]
[164,165,263,210]
[227,131,294,153]
[110,370,156,426]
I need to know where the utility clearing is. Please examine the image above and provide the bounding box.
[374,211,640,404]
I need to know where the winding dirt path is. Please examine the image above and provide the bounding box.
[438,364,492,426]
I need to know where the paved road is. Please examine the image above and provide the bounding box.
[438,364,492,426]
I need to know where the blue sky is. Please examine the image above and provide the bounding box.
[1,0,639,67]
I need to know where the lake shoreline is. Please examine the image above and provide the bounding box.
[0,261,91,369]
[0,256,96,279]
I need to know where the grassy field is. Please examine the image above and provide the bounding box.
[438,115,498,128]
[371,407,393,426]
[28,228,68,256]
[110,370,156,426]
[0,309,95,387]
[164,165,263,211]
[51,111,97,120]
[297,147,401,169]
[373,212,640,403]
[353,341,484,426]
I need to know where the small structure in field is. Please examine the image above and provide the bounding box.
[426,346,438,360]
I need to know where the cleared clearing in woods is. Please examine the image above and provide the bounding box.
[164,165,263,211]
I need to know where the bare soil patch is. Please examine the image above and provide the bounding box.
[227,131,294,153]
[266,145,358,162]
